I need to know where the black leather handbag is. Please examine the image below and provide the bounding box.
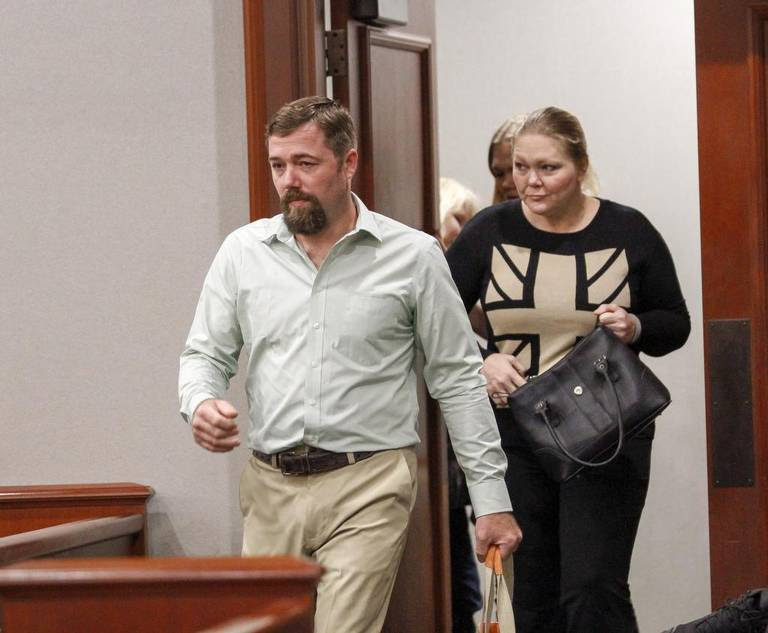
[505,326,671,482]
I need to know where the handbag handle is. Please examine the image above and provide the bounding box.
[534,354,626,468]
[480,545,503,633]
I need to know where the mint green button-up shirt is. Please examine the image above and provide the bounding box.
[179,195,511,516]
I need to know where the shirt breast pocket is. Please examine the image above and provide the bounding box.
[344,293,404,335]
[335,292,410,366]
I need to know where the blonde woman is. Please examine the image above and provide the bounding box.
[448,107,689,633]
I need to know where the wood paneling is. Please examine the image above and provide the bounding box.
[243,0,325,221]
[0,556,321,633]
[695,0,768,605]
[360,29,437,232]
[242,1,270,221]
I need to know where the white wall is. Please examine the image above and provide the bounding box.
[0,1,250,556]
[436,1,709,631]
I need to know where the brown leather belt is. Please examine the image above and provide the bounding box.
[252,446,377,476]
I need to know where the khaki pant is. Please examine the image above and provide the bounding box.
[239,448,418,633]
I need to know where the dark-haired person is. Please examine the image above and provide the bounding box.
[179,96,522,633]
[487,116,525,204]
[447,106,690,633]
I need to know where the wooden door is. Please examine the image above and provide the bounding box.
[695,0,768,606]
[242,2,450,630]
[329,4,450,632]
[243,0,326,221]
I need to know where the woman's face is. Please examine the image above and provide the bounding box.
[490,140,518,201]
[512,133,584,219]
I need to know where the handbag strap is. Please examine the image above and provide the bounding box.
[480,545,502,627]
[535,354,626,468]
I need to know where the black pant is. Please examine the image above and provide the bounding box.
[504,436,652,633]
[449,506,483,632]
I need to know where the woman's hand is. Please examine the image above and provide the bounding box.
[482,353,528,407]
[594,304,640,343]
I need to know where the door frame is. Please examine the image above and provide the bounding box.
[695,0,768,605]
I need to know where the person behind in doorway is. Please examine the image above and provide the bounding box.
[446,106,690,633]
[439,176,480,249]
[488,115,526,204]
[179,96,522,633]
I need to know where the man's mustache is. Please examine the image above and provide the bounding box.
[281,190,316,203]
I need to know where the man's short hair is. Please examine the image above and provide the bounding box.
[266,96,357,161]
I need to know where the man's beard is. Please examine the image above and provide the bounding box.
[280,190,327,235]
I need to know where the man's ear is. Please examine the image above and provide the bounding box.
[343,148,358,181]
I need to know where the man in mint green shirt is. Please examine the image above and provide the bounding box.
[179,96,521,633]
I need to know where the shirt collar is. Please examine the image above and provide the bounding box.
[262,193,382,245]
[351,193,382,242]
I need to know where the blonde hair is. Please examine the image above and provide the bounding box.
[516,106,600,195]
[439,177,480,224]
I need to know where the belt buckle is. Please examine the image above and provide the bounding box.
[279,450,311,476]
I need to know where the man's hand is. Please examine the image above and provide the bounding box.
[474,511,523,561]
[191,399,240,452]
[482,353,527,407]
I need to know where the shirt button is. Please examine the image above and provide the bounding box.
[308,399,317,406]
[312,322,320,330]
[311,360,318,368]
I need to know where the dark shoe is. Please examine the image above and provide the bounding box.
[661,588,768,632]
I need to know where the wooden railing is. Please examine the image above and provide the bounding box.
[0,514,144,566]
[0,556,321,633]
[0,482,154,555]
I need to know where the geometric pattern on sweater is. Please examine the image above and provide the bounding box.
[485,245,629,375]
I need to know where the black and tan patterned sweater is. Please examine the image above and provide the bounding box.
[446,198,690,447]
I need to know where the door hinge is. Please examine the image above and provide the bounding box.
[325,29,348,77]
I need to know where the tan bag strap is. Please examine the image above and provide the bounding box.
[479,545,503,633]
